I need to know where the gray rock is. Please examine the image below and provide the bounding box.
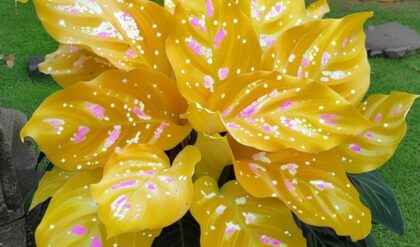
[365,21,420,58]
[28,56,45,73]
[0,130,24,226]
[0,219,26,247]
[0,108,43,247]
[0,108,39,198]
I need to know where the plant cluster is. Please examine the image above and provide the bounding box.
[21,0,417,246]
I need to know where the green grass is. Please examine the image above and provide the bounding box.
[1,0,419,246]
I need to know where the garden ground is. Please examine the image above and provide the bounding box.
[0,0,419,246]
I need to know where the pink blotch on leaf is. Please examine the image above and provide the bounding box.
[218,67,230,80]
[153,122,169,140]
[204,75,215,92]
[301,57,309,68]
[374,113,382,122]
[222,105,234,119]
[285,179,295,191]
[188,40,203,55]
[74,126,90,144]
[112,180,138,190]
[69,46,79,52]
[98,32,112,38]
[70,225,88,236]
[86,102,105,120]
[44,118,64,132]
[104,127,121,148]
[126,48,138,58]
[342,38,348,48]
[365,132,374,139]
[91,237,102,247]
[349,144,362,152]
[392,108,401,115]
[206,0,214,17]
[146,183,157,191]
[226,122,239,130]
[238,102,258,117]
[321,52,330,66]
[214,28,227,49]
[280,101,292,110]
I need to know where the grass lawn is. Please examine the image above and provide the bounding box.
[1,0,419,246]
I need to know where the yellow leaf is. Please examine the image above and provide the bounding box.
[229,136,372,241]
[30,167,76,211]
[238,0,329,49]
[36,170,161,247]
[91,144,201,237]
[263,13,373,104]
[193,133,231,180]
[166,0,262,107]
[181,103,226,136]
[191,176,306,247]
[21,69,191,171]
[335,92,418,173]
[39,45,114,88]
[33,0,172,74]
[206,71,372,153]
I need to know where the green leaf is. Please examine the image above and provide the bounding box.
[295,216,376,247]
[152,0,164,6]
[152,212,200,247]
[348,171,404,235]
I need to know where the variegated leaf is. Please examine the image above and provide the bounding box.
[228,136,372,241]
[206,71,371,152]
[335,92,418,173]
[263,13,372,104]
[166,0,262,106]
[21,69,191,171]
[30,166,76,211]
[238,0,329,49]
[191,176,306,247]
[193,133,232,180]
[33,0,172,74]
[91,144,201,237]
[39,45,114,88]
[36,170,161,247]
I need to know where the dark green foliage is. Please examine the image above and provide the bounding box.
[153,212,201,247]
[295,216,376,247]
[349,171,404,235]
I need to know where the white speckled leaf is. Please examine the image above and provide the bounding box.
[335,91,418,173]
[238,0,329,49]
[21,69,191,171]
[191,176,306,247]
[206,71,372,152]
[91,144,201,237]
[166,0,261,106]
[229,136,372,241]
[36,170,161,247]
[39,44,114,88]
[263,13,372,104]
[34,0,172,74]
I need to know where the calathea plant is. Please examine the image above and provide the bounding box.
[19,0,417,246]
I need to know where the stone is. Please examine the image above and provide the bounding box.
[0,108,43,247]
[0,108,39,199]
[28,55,45,73]
[0,130,24,225]
[365,21,420,58]
[0,219,27,247]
